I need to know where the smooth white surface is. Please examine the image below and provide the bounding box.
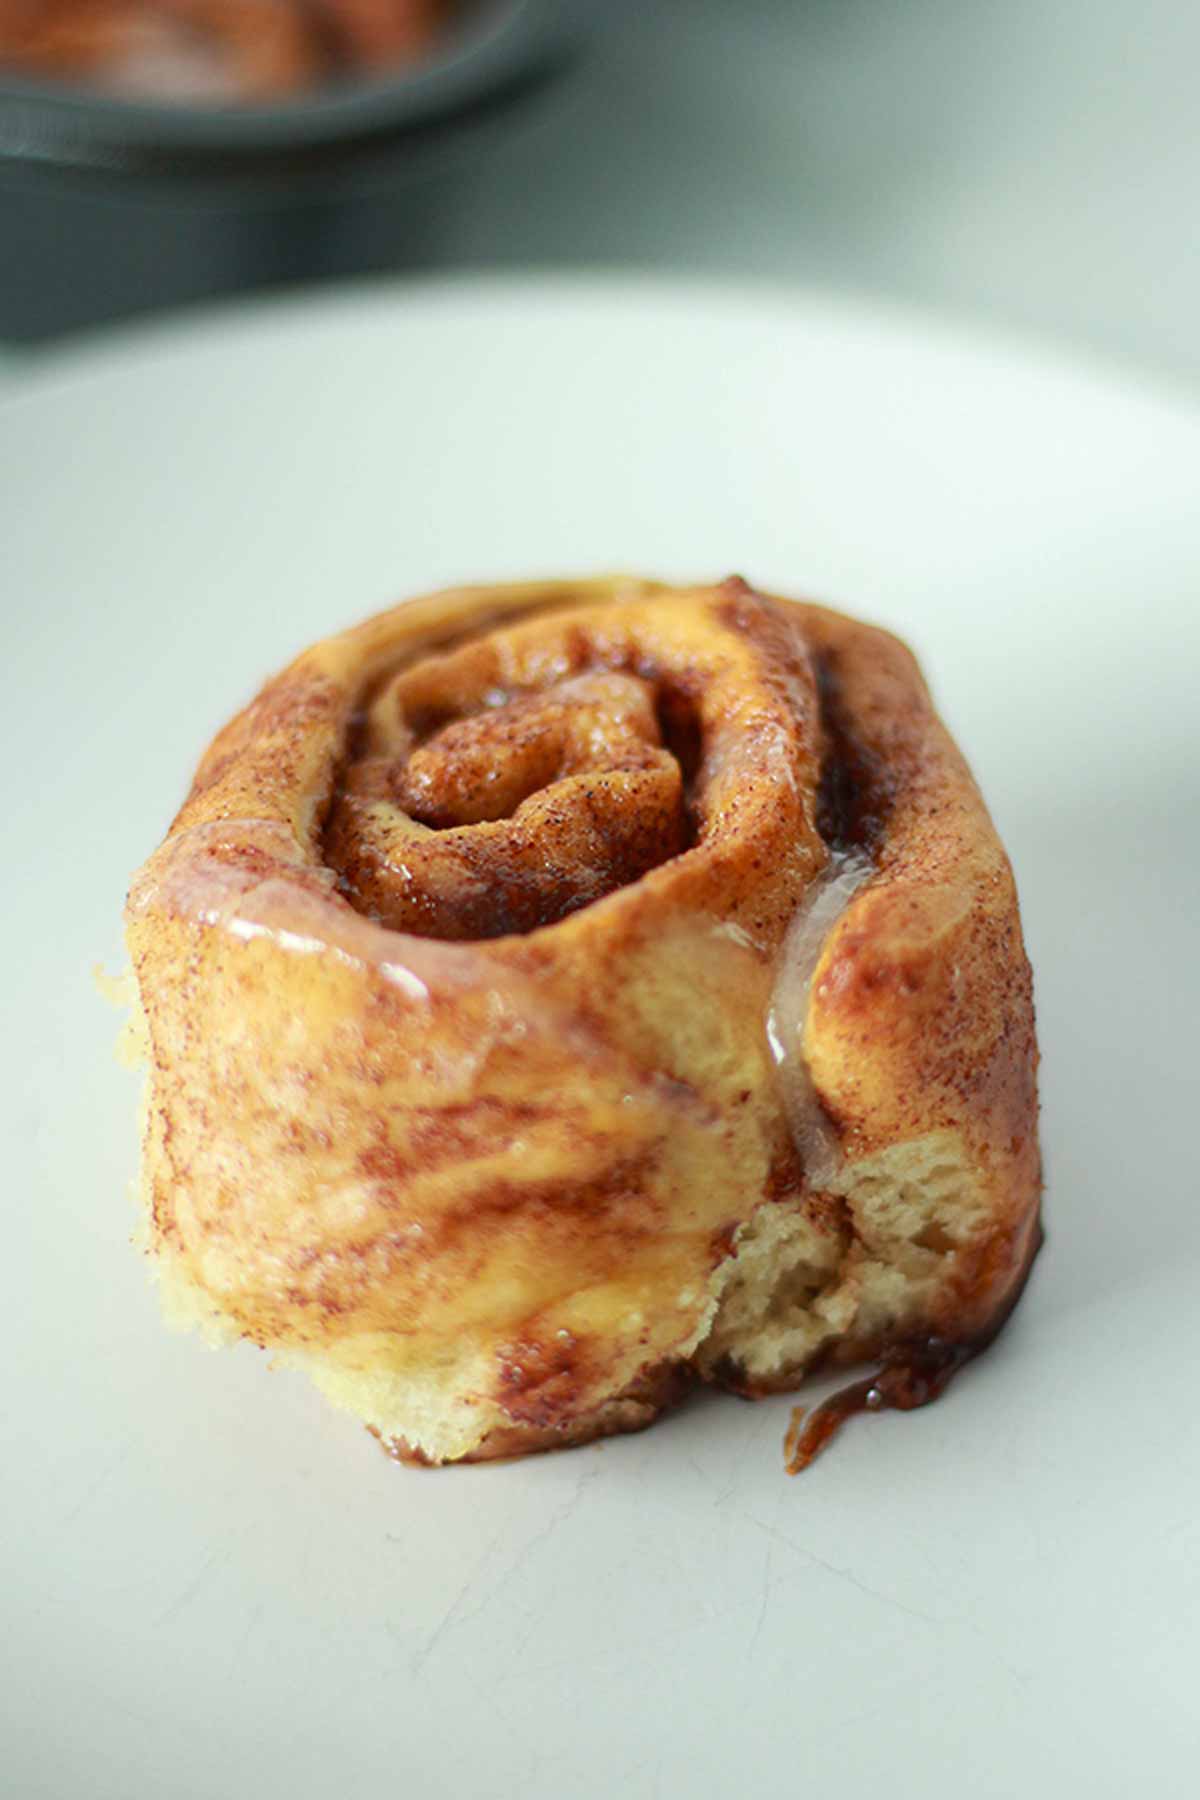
[3,278,1198,1799]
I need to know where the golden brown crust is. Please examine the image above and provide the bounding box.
[375,1361,693,1466]
[782,598,1042,1345]
[126,577,1041,1464]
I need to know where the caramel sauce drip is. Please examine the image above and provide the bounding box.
[783,1222,1044,1475]
[783,1338,974,1474]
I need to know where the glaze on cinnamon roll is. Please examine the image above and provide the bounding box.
[125,578,1041,1467]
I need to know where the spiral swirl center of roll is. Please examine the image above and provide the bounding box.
[322,590,823,943]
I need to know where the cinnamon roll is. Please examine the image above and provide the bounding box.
[125,578,1041,1467]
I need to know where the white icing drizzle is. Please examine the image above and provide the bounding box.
[766,851,873,1188]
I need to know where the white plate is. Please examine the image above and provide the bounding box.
[4,278,1198,1799]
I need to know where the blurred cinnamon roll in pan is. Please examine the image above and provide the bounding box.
[125,577,1041,1468]
[0,0,451,103]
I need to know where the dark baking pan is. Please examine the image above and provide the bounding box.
[0,0,594,342]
